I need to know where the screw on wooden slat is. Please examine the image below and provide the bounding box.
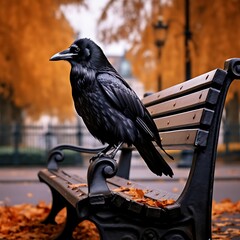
[205,74,209,80]
[199,93,202,99]
[157,94,161,98]
[193,114,196,119]
[180,86,183,90]
[186,134,190,140]
[173,102,176,107]
[167,120,170,125]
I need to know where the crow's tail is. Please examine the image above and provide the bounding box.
[135,139,173,177]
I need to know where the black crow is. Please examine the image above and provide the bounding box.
[50,38,173,177]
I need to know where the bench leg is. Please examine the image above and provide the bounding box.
[55,203,80,240]
[42,186,66,224]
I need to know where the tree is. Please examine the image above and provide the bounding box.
[0,0,86,123]
[97,0,240,97]
[98,0,162,91]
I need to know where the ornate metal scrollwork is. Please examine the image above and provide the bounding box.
[141,229,159,240]
[121,234,137,240]
[162,231,191,240]
[87,155,118,205]
[224,58,240,79]
[47,149,65,170]
[231,60,240,78]
[46,144,106,170]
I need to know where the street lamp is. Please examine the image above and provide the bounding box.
[178,0,193,168]
[184,0,192,81]
[153,16,168,91]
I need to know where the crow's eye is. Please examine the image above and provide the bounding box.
[70,45,80,53]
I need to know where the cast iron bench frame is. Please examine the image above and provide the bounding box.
[38,58,240,240]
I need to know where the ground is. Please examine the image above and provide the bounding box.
[0,199,239,239]
[0,160,239,239]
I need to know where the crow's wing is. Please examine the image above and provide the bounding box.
[96,72,159,141]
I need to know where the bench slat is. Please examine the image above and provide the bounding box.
[38,169,88,206]
[108,176,178,200]
[154,108,214,131]
[160,129,209,149]
[108,176,179,217]
[142,69,226,106]
[147,88,219,117]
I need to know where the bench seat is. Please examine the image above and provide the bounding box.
[39,168,179,220]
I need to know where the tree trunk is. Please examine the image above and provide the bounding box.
[0,95,23,146]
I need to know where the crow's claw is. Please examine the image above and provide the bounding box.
[90,152,105,162]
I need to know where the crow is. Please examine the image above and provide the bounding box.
[50,38,173,177]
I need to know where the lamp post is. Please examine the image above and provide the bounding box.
[184,0,192,81]
[153,16,168,91]
[178,0,193,168]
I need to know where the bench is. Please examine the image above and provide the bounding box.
[38,58,240,240]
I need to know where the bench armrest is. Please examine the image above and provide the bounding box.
[88,156,118,205]
[47,144,107,170]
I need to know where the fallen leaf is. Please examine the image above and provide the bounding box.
[68,183,88,190]
[113,187,175,208]
[0,199,239,239]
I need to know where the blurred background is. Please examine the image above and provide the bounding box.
[0,0,240,166]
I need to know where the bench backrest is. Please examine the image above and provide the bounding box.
[118,59,240,178]
[142,69,227,150]
[141,59,240,152]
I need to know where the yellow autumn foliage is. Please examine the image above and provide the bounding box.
[0,0,86,120]
[98,0,240,102]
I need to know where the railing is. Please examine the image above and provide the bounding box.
[0,123,239,166]
[0,123,100,165]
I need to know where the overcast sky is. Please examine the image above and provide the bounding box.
[61,1,126,56]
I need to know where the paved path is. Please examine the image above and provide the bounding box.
[0,160,239,205]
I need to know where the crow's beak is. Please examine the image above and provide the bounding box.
[50,48,78,61]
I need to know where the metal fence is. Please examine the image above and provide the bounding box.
[0,123,100,165]
[0,122,239,165]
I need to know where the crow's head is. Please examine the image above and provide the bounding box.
[50,38,110,69]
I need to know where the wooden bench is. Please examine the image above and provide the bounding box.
[38,58,240,240]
